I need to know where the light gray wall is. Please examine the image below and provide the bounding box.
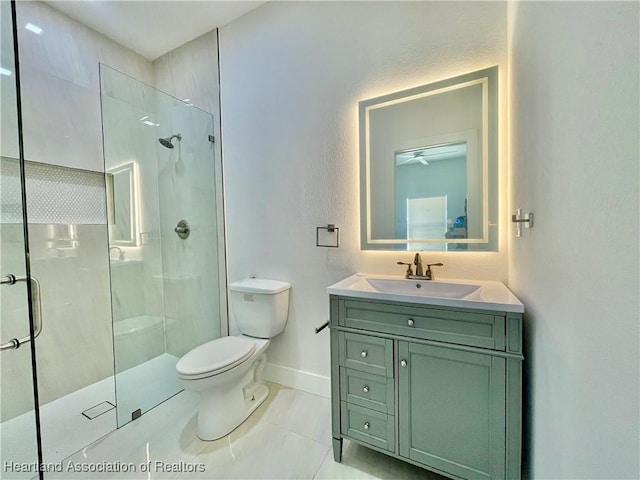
[508,2,639,478]
[220,1,509,391]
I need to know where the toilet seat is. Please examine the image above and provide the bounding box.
[176,336,256,380]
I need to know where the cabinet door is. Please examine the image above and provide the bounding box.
[399,342,506,480]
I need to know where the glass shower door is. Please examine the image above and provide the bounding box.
[100,65,222,427]
[0,161,41,480]
[0,1,41,478]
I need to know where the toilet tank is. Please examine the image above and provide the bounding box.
[229,278,290,339]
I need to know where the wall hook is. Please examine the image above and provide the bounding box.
[512,209,534,237]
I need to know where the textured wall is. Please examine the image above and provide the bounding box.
[508,2,640,478]
[220,1,508,390]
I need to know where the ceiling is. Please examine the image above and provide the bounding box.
[395,143,468,167]
[46,1,266,60]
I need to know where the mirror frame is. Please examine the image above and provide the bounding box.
[359,66,498,251]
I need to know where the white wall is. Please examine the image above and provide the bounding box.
[508,2,639,478]
[220,1,508,393]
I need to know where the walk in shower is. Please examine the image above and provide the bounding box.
[0,2,225,477]
[101,64,224,427]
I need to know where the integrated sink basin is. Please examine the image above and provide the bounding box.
[328,273,524,313]
[364,277,481,299]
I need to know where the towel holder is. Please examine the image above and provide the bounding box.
[315,321,329,334]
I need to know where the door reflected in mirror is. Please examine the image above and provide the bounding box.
[396,141,475,251]
[360,66,498,251]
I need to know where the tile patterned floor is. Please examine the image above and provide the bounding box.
[45,382,445,479]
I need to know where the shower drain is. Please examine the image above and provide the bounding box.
[81,401,115,420]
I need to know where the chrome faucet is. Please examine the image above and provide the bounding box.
[397,254,444,280]
[109,246,124,261]
[413,253,423,277]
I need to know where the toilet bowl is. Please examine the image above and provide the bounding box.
[176,335,270,440]
[176,278,290,441]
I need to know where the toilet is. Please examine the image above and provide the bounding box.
[176,278,290,441]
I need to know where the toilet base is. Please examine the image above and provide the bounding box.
[195,359,269,441]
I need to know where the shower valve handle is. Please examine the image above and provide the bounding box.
[174,220,190,239]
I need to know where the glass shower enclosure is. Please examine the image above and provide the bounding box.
[1,2,225,472]
[0,1,41,477]
[100,65,223,427]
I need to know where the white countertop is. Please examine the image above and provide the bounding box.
[327,273,524,313]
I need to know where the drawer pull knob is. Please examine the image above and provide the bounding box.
[400,359,407,367]
[407,318,415,327]
[362,385,369,393]
[363,422,370,430]
[361,350,368,358]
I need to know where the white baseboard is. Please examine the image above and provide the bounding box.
[263,363,331,399]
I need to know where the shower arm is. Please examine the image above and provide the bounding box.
[0,275,43,351]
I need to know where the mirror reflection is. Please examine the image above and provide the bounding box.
[106,161,139,246]
[360,66,498,251]
[396,141,471,251]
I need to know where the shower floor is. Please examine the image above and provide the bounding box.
[0,353,179,474]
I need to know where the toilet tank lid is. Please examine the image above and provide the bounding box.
[229,278,290,294]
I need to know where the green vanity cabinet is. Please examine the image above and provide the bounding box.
[398,342,506,479]
[329,295,523,480]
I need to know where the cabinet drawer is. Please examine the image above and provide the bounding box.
[338,331,393,377]
[340,367,394,414]
[341,299,505,350]
[340,402,394,453]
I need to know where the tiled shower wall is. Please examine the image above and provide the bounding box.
[4,1,224,417]
[152,31,227,355]
[3,1,154,415]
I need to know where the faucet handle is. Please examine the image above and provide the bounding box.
[425,263,444,280]
[396,261,413,278]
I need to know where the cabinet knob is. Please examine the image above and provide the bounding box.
[361,350,368,358]
[407,318,415,327]
[362,385,369,393]
[363,422,370,430]
[400,359,407,367]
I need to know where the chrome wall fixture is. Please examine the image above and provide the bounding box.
[0,274,43,351]
[316,224,339,248]
[174,219,190,239]
[511,208,534,237]
[158,133,182,149]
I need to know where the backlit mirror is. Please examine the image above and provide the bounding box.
[360,66,498,251]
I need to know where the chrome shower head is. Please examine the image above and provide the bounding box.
[158,133,182,149]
